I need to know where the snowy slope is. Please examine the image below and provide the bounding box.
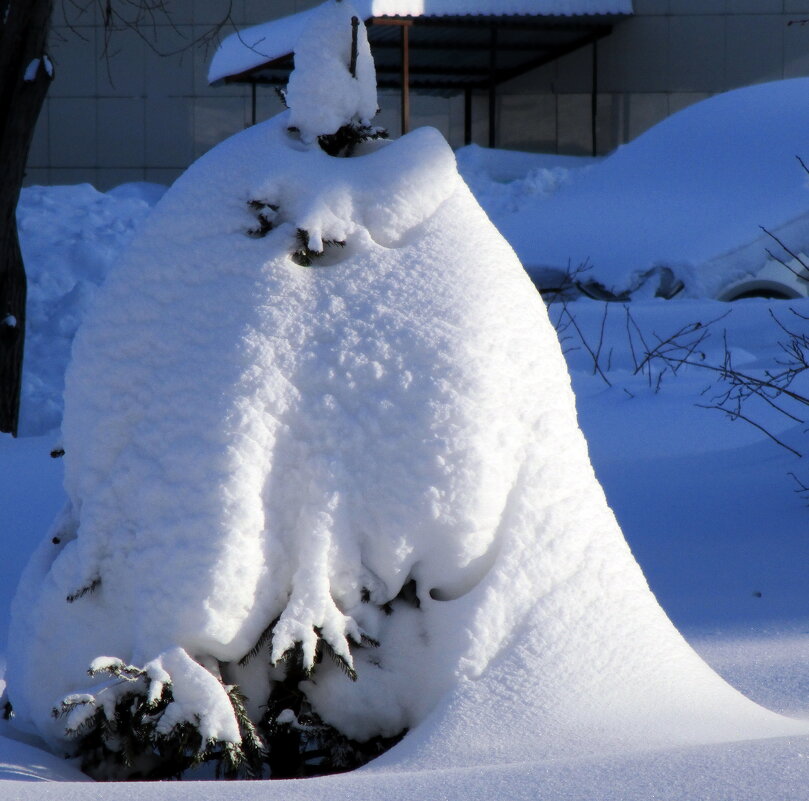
[5,70,809,799]
[3,240,809,797]
[8,112,809,785]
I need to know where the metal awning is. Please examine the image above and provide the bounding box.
[211,7,632,151]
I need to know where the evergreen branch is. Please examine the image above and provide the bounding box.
[319,639,358,682]
[225,685,267,779]
[291,228,315,266]
[246,199,279,238]
[291,230,346,266]
[87,659,145,679]
[66,577,101,603]
[317,122,387,158]
[238,618,277,667]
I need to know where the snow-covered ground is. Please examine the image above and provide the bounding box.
[5,79,809,796]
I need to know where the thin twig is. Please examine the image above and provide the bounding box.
[760,226,809,282]
[696,404,802,458]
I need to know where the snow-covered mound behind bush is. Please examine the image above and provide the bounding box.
[491,78,809,299]
[7,2,807,778]
[17,183,165,437]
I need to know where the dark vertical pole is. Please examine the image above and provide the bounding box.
[401,23,410,135]
[0,0,54,436]
[251,82,257,126]
[464,87,472,146]
[349,16,359,77]
[591,39,598,157]
[488,24,497,149]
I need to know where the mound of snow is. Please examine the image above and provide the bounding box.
[17,183,165,436]
[490,79,809,299]
[7,4,807,779]
[0,735,89,782]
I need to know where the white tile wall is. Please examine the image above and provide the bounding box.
[24,168,50,186]
[499,94,558,152]
[731,14,786,82]
[632,0,669,14]
[48,98,97,168]
[675,0,727,14]
[96,28,146,97]
[785,20,809,75]
[608,16,672,92]
[557,93,594,154]
[48,26,98,98]
[23,2,809,188]
[668,15,727,92]
[625,92,669,139]
[193,96,250,160]
[144,32,196,97]
[145,97,195,168]
[145,167,184,186]
[97,99,145,168]
[733,0,784,12]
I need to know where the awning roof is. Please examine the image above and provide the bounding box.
[208,1,634,92]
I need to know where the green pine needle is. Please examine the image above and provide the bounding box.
[66,577,101,603]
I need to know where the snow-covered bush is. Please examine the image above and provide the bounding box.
[7,0,807,784]
[7,1,445,779]
[284,0,384,156]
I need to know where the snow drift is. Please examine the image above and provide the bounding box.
[491,78,809,300]
[17,183,165,437]
[6,0,807,781]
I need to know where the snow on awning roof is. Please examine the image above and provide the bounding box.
[208,0,633,86]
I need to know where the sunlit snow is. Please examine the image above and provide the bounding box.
[3,9,809,798]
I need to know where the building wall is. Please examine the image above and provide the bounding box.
[497,0,809,154]
[24,0,809,190]
[25,0,314,189]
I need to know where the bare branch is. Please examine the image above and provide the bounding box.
[696,404,802,458]
[760,226,809,282]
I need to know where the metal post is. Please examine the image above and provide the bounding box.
[591,39,598,157]
[401,23,410,135]
[350,16,359,78]
[251,82,257,126]
[464,87,472,146]
[488,24,497,149]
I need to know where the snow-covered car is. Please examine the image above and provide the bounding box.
[464,78,809,302]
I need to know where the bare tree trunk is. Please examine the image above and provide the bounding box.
[0,0,53,436]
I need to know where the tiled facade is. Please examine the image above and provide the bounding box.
[24,0,809,190]
[499,0,809,154]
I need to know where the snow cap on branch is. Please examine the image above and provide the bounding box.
[286,0,378,143]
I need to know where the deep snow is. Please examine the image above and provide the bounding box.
[4,291,809,799]
[4,77,809,797]
[468,78,809,301]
